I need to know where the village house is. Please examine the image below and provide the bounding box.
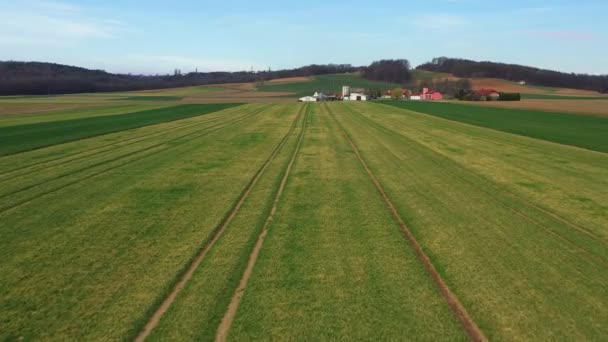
[475,89,500,101]
[411,88,443,101]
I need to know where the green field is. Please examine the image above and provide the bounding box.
[383,100,608,153]
[1,92,607,340]
[118,96,184,101]
[0,103,241,156]
[258,73,402,97]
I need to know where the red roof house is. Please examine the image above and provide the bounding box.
[475,89,500,100]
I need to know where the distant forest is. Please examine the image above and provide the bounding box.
[418,57,608,94]
[0,62,359,95]
[362,59,412,84]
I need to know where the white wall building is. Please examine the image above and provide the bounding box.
[410,95,421,101]
[348,92,367,101]
[299,96,318,102]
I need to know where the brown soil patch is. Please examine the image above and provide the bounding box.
[326,103,487,342]
[471,78,542,93]
[215,105,308,342]
[134,105,302,342]
[470,78,603,96]
[267,76,313,84]
[461,99,608,117]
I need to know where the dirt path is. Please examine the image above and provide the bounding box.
[324,103,487,342]
[133,104,306,342]
[215,104,309,342]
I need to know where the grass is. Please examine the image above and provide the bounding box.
[258,73,402,97]
[0,103,242,156]
[118,96,183,101]
[0,104,296,340]
[331,102,608,340]
[149,105,305,341]
[226,104,465,340]
[2,92,607,340]
[382,100,608,153]
[0,104,170,127]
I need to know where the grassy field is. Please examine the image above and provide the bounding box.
[1,88,607,340]
[0,103,241,156]
[258,73,401,97]
[332,102,608,340]
[383,100,608,153]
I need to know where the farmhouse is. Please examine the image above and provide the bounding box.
[345,92,367,101]
[411,88,443,101]
[475,89,500,101]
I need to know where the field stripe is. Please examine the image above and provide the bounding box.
[0,107,266,214]
[0,108,256,201]
[346,104,608,265]
[134,104,306,342]
[0,105,263,180]
[214,104,308,342]
[325,103,487,342]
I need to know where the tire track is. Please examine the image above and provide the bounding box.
[214,104,308,342]
[134,104,307,342]
[0,107,267,214]
[0,105,262,180]
[325,103,487,342]
[345,104,608,266]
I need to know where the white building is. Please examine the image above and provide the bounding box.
[348,92,367,101]
[299,96,318,102]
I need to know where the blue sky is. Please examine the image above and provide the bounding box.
[0,0,606,75]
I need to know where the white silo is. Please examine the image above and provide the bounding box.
[342,86,350,97]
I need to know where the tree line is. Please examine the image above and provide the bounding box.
[0,62,359,96]
[418,57,608,94]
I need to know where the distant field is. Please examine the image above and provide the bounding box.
[463,99,608,117]
[522,93,608,100]
[118,96,183,101]
[258,73,401,97]
[0,103,241,156]
[383,101,608,153]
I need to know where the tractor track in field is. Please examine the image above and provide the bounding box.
[325,103,487,342]
[0,107,266,214]
[0,104,265,180]
[214,104,309,342]
[346,104,608,267]
[134,104,307,342]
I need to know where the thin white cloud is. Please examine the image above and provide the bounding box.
[0,0,125,46]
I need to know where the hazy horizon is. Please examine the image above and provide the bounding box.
[1,0,606,75]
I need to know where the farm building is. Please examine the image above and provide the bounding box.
[384,89,412,99]
[298,96,318,102]
[345,92,367,101]
[475,89,500,101]
[411,88,442,101]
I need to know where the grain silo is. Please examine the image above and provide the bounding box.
[342,86,350,97]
